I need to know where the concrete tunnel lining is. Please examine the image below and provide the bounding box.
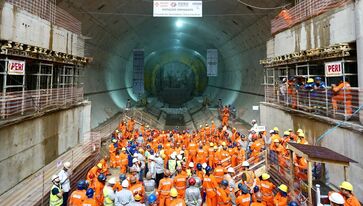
[55,0,288,127]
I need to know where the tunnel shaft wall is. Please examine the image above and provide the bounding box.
[0,103,91,195]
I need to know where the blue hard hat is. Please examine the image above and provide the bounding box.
[221,180,229,186]
[288,201,299,206]
[77,180,85,190]
[315,76,321,81]
[238,184,249,194]
[205,166,212,173]
[148,194,157,203]
[149,149,154,155]
[158,145,162,149]
[146,144,151,149]
[253,186,260,193]
[119,174,126,181]
[98,174,106,182]
[197,163,202,170]
[86,188,94,198]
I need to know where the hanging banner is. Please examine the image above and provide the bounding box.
[8,60,26,75]
[325,61,343,77]
[133,49,145,95]
[207,49,218,76]
[153,1,203,17]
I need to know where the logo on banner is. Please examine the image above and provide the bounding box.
[8,60,26,75]
[325,61,342,77]
[153,1,203,17]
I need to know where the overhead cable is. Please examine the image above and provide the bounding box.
[236,0,292,10]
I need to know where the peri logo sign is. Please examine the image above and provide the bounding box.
[8,60,26,75]
[325,61,343,77]
[153,1,203,17]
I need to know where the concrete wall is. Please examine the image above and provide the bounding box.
[267,3,356,57]
[0,103,91,195]
[0,2,85,56]
[260,103,363,201]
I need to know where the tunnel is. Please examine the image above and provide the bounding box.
[54,0,283,127]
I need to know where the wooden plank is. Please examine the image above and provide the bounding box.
[308,161,313,205]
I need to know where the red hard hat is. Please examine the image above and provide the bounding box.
[188,177,196,186]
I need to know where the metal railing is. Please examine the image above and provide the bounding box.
[0,132,102,205]
[271,0,352,35]
[264,84,360,121]
[0,87,84,120]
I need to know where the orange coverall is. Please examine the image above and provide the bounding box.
[203,175,218,206]
[69,190,86,206]
[236,193,251,206]
[216,187,231,206]
[332,82,352,115]
[158,177,174,206]
[174,174,187,198]
[273,193,288,206]
[260,180,275,206]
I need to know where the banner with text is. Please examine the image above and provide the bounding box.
[153,1,202,17]
[325,61,343,77]
[133,49,145,95]
[207,49,218,76]
[8,60,26,75]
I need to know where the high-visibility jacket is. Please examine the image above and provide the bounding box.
[174,174,187,198]
[168,159,177,175]
[202,175,218,197]
[158,178,174,196]
[273,193,288,206]
[103,186,115,206]
[260,180,274,205]
[82,198,98,206]
[214,166,225,184]
[69,190,86,206]
[170,198,186,206]
[50,184,63,206]
[236,193,251,206]
[216,187,231,206]
[344,194,361,206]
[242,170,256,189]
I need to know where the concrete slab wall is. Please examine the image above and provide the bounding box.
[0,103,91,195]
[267,3,356,57]
[260,103,363,201]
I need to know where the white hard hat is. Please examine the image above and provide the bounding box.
[202,163,207,169]
[170,153,176,159]
[269,130,275,134]
[172,151,177,156]
[180,150,185,154]
[329,192,345,204]
[149,155,155,160]
[251,120,257,124]
[189,162,194,168]
[132,158,138,163]
[108,177,116,185]
[227,167,235,173]
[177,154,183,160]
[242,161,250,167]
[63,162,71,169]
[121,179,129,188]
[51,175,59,181]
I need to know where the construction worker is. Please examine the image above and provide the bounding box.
[208,143,215,166]
[158,170,174,206]
[129,176,145,203]
[185,177,202,206]
[169,188,186,206]
[69,180,87,205]
[115,179,134,206]
[114,174,126,192]
[273,184,288,206]
[82,188,98,206]
[224,167,236,205]
[294,154,308,181]
[144,172,156,205]
[332,80,352,115]
[168,152,177,177]
[328,192,345,206]
[103,178,116,206]
[203,166,218,206]
[155,153,165,187]
[131,194,146,206]
[297,132,308,145]
[216,180,231,206]
[339,181,361,206]
[251,192,265,206]
[87,163,102,189]
[260,173,275,206]
[233,143,245,167]
[94,174,106,205]
[241,161,256,191]
[120,148,129,174]
[214,161,225,184]
[58,162,71,206]
[188,140,198,164]
[174,167,187,199]
[99,156,110,176]
[50,175,63,206]
[236,184,251,206]
[187,162,195,177]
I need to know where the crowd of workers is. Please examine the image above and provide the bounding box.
[49,115,361,206]
[279,76,353,115]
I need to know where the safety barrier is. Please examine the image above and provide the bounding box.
[5,0,82,34]
[264,85,361,121]
[0,87,84,121]
[0,132,102,206]
[271,0,352,35]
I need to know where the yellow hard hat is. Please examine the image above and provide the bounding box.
[122,147,126,151]
[283,131,290,136]
[161,154,166,159]
[138,148,144,153]
[97,163,103,169]
[278,184,288,193]
[307,78,314,83]
[297,129,303,134]
[262,173,270,180]
[273,127,279,131]
[210,142,214,147]
[298,132,305,137]
[222,142,226,146]
[170,188,178,197]
[213,146,218,150]
[274,139,280,143]
[340,181,353,191]
[134,194,142,201]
